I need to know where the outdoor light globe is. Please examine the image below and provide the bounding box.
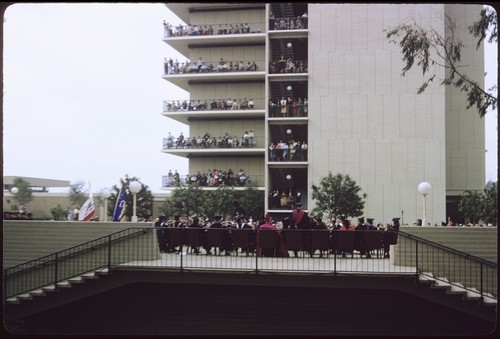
[10,187,19,194]
[287,42,292,48]
[129,181,141,194]
[287,85,292,91]
[286,175,292,180]
[286,129,292,134]
[418,182,432,195]
[102,188,111,199]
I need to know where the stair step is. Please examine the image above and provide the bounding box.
[432,278,451,289]
[17,293,33,300]
[56,280,71,288]
[447,283,467,295]
[82,272,98,279]
[482,293,497,306]
[30,289,46,296]
[42,284,56,292]
[6,297,20,304]
[69,276,85,283]
[465,288,482,301]
[96,267,109,275]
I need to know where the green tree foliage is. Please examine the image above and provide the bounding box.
[69,181,87,207]
[160,184,206,219]
[50,204,67,221]
[12,177,33,206]
[311,172,367,221]
[482,182,497,225]
[238,185,265,221]
[204,186,237,220]
[109,175,154,221]
[385,7,497,118]
[469,7,498,48]
[458,189,484,224]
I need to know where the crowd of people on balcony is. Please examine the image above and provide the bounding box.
[269,11,308,30]
[269,140,308,161]
[164,98,256,112]
[269,56,307,74]
[164,57,259,75]
[269,188,303,210]
[163,21,261,38]
[163,131,257,149]
[269,97,308,117]
[164,168,251,187]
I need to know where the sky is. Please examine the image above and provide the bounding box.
[2,3,498,194]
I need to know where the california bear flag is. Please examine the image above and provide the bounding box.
[78,188,96,221]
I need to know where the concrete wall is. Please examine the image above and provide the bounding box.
[307,4,485,226]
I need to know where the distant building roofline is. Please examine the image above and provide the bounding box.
[3,176,71,188]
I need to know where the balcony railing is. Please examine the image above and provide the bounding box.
[164,59,263,75]
[163,22,264,39]
[269,16,308,30]
[163,134,259,150]
[269,60,308,74]
[269,143,308,162]
[162,174,253,188]
[163,98,264,112]
[6,228,496,303]
[269,103,308,117]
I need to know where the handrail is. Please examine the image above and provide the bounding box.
[4,228,496,301]
[393,230,497,300]
[5,227,150,276]
[163,98,264,112]
[396,229,496,266]
[4,227,154,298]
[163,22,264,38]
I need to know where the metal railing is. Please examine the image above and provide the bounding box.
[164,59,264,75]
[163,98,264,112]
[4,228,496,301]
[269,17,308,30]
[394,230,497,300]
[268,102,308,117]
[269,60,308,74]
[4,228,157,298]
[163,22,264,38]
[162,175,254,188]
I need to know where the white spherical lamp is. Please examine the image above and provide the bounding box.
[418,182,432,226]
[129,181,141,222]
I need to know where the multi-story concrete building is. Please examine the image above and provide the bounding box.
[161,3,485,226]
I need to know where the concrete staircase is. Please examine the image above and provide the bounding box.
[398,226,497,262]
[418,271,497,307]
[392,226,497,309]
[5,267,110,305]
[3,221,147,269]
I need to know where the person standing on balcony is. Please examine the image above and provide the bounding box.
[243,131,250,147]
[280,97,287,117]
[164,57,169,75]
[196,57,204,73]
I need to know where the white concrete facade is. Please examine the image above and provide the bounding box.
[306,3,484,225]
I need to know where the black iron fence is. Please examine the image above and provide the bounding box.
[4,228,497,301]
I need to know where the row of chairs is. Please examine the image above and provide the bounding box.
[156,228,397,258]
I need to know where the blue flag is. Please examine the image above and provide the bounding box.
[112,188,128,222]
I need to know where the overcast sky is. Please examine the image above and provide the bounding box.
[2,3,498,194]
